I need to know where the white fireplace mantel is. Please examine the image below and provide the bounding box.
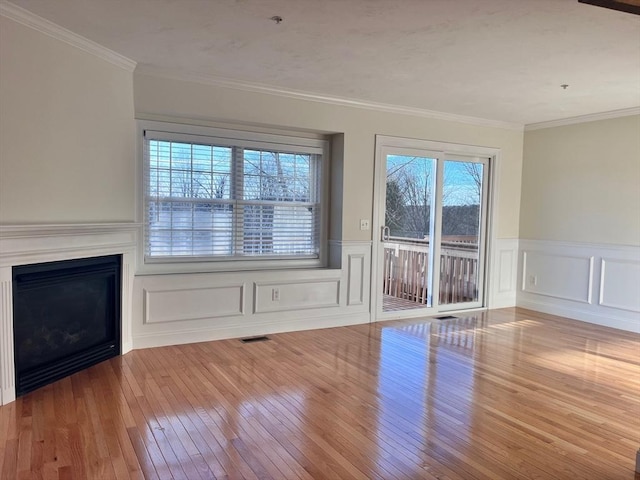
[0,223,139,405]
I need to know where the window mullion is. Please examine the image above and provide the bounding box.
[190,143,195,257]
[169,142,175,255]
[232,147,245,256]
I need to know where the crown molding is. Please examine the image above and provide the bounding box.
[525,107,640,131]
[135,65,524,131]
[0,1,136,72]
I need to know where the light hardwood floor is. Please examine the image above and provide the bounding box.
[1,308,639,479]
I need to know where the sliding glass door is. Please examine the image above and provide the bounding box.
[374,137,490,319]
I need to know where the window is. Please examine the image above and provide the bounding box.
[142,122,327,267]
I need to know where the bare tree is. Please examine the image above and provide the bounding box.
[385,157,434,238]
[441,162,483,237]
[385,179,405,235]
[397,168,431,238]
[384,157,481,239]
[462,162,483,202]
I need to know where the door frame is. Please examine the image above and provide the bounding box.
[371,135,501,322]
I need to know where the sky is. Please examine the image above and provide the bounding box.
[386,154,483,207]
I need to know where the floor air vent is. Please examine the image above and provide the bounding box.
[435,315,458,320]
[241,336,270,343]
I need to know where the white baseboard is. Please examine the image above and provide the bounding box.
[517,298,639,333]
[490,296,519,309]
[133,311,371,349]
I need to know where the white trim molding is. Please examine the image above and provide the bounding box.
[517,239,640,333]
[0,1,137,72]
[0,223,139,405]
[525,107,640,131]
[135,65,523,131]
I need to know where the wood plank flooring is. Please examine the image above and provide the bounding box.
[1,307,639,479]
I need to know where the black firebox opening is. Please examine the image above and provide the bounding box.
[12,254,121,397]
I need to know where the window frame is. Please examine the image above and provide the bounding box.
[136,120,330,274]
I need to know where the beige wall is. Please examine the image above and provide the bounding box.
[0,13,524,239]
[0,17,135,224]
[521,115,640,246]
[134,73,524,241]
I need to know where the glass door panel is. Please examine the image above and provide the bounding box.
[374,136,491,320]
[438,160,486,307]
[382,154,436,312]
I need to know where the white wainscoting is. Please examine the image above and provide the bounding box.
[599,258,640,313]
[144,284,246,324]
[0,224,138,405]
[522,251,594,304]
[254,279,340,313]
[518,239,640,333]
[132,241,372,348]
[487,238,519,309]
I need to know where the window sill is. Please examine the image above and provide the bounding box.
[135,256,328,276]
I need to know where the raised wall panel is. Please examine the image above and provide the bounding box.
[517,239,640,333]
[254,279,340,313]
[498,249,515,293]
[522,251,594,304]
[144,284,245,324]
[347,253,365,306]
[599,259,640,312]
[488,238,518,308]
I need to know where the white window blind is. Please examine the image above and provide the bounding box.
[144,128,324,262]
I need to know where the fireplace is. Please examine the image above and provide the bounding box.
[0,223,137,405]
[12,255,122,396]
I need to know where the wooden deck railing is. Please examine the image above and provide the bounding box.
[383,237,479,305]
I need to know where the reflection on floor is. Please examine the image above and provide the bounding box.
[1,307,639,479]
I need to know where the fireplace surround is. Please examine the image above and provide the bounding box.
[0,224,137,405]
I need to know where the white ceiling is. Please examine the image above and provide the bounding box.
[5,0,640,126]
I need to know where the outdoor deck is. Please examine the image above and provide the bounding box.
[383,294,424,312]
[383,237,479,310]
